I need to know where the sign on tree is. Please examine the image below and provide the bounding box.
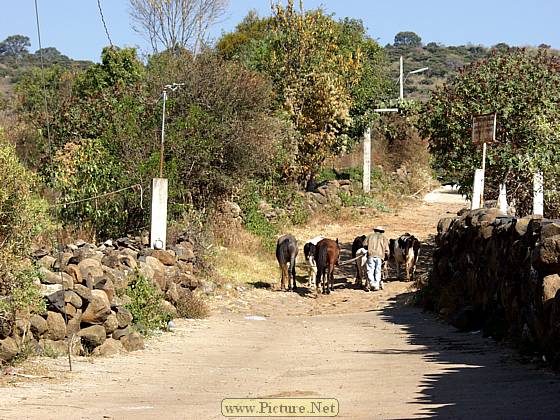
[472,113,496,146]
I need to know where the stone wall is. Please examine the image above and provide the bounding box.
[430,208,560,366]
[0,235,206,362]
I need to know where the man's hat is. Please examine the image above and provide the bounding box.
[374,226,385,232]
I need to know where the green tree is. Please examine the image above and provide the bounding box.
[0,35,31,58]
[394,31,422,48]
[418,49,560,217]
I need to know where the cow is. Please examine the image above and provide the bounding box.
[351,235,367,286]
[303,236,325,289]
[389,233,420,281]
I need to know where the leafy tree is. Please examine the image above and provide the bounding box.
[218,1,389,187]
[0,35,31,58]
[394,31,422,48]
[418,49,560,217]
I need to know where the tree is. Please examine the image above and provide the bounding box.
[418,49,560,217]
[393,31,422,48]
[0,35,31,58]
[218,1,389,186]
[129,0,229,54]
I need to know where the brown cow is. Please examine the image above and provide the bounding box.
[314,238,341,294]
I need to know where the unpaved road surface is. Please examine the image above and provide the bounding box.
[2,189,560,419]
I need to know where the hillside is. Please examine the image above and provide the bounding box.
[384,34,559,101]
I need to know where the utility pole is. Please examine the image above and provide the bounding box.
[399,56,404,100]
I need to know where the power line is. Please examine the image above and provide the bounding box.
[97,0,113,47]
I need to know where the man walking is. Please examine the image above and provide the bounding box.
[365,226,389,291]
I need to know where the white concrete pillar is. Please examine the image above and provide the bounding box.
[150,178,168,249]
[533,171,544,216]
[471,169,485,210]
[497,183,508,213]
[363,127,371,194]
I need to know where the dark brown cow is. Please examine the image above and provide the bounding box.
[314,238,341,294]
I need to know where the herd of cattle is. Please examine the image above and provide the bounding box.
[275,232,421,294]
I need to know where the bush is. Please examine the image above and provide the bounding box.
[175,289,209,319]
[124,271,173,335]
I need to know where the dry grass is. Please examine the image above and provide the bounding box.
[175,289,210,319]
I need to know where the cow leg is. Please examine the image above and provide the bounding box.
[290,257,297,291]
[280,264,288,290]
[355,261,362,286]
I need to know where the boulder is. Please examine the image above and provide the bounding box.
[0,337,19,362]
[30,314,48,338]
[38,255,56,270]
[78,258,104,279]
[103,312,119,335]
[66,309,83,335]
[45,311,66,341]
[103,266,129,290]
[152,249,177,266]
[145,256,165,274]
[94,278,116,305]
[78,325,107,348]
[118,254,137,270]
[46,290,66,312]
[161,300,178,318]
[115,307,133,328]
[120,332,145,352]
[39,267,73,289]
[39,283,63,297]
[112,326,131,340]
[175,245,195,262]
[64,290,83,309]
[81,290,112,324]
[166,282,179,304]
[64,264,83,285]
[73,284,94,302]
[543,274,560,303]
[533,235,560,274]
[92,338,125,357]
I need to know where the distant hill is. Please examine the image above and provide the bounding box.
[383,33,559,101]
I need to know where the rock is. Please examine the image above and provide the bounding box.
[94,278,116,305]
[78,325,107,348]
[78,258,104,279]
[39,267,74,289]
[138,262,155,282]
[0,337,19,362]
[101,252,121,269]
[543,274,560,303]
[30,314,48,338]
[38,255,56,270]
[64,291,83,309]
[92,338,125,357]
[46,290,65,313]
[40,283,64,297]
[175,246,195,262]
[66,309,82,335]
[65,303,77,317]
[103,266,130,290]
[115,307,133,328]
[152,249,177,266]
[118,254,137,270]
[533,235,560,274]
[112,326,131,340]
[166,282,180,304]
[45,311,66,341]
[81,290,112,324]
[120,332,144,352]
[161,300,178,318]
[145,256,165,273]
[64,264,83,285]
[73,284,93,302]
[103,312,119,334]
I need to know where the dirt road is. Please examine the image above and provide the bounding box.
[2,189,560,419]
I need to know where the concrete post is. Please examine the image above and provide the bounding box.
[363,127,371,193]
[471,169,485,210]
[498,183,508,213]
[150,178,168,249]
[533,171,544,216]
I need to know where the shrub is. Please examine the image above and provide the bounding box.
[124,271,173,335]
[175,289,209,319]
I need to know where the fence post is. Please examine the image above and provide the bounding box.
[150,178,168,249]
[471,169,485,210]
[498,183,508,213]
[533,172,544,216]
[363,127,371,193]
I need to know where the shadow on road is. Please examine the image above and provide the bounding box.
[379,294,560,419]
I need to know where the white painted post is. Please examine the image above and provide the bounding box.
[498,183,508,213]
[533,171,544,216]
[399,56,404,100]
[150,178,168,249]
[363,127,371,193]
[471,169,485,210]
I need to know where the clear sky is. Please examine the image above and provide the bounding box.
[1,0,559,62]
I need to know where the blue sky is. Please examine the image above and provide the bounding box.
[1,0,559,62]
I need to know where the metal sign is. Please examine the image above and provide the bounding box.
[472,113,497,146]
